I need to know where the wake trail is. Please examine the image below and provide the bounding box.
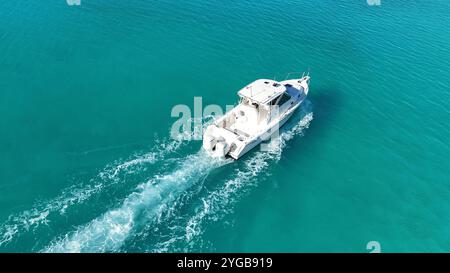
[0,138,184,249]
[43,150,231,253]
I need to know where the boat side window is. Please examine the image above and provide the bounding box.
[277,92,292,106]
[269,95,282,106]
[270,93,292,107]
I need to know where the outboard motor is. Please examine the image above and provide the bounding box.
[203,126,217,151]
[203,126,231,158]
[203,134,217,151]
[213,140,230,158]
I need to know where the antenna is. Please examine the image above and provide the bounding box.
[285,71,306,81]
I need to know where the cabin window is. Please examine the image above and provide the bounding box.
[277,93,292,106]
[269,92,292,107]
[269,95,282,106]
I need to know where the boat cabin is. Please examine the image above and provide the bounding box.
[216,79,300,138]
[238,79,300,109]
[238,78,300,116]
[203,76,309,159]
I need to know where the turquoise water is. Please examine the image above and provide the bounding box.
[1,0,450,252]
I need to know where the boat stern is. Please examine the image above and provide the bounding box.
[203,125,240,159]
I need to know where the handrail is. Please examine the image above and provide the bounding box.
[284,70,310,81]
[284,72,303,81]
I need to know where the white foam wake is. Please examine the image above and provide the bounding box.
[99,138,184,181]
[43,150,231,253]
[0,138,184,248]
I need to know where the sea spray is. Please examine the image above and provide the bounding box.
[43,150,231,253]
[0,116,217,250]
[0,138,184,249]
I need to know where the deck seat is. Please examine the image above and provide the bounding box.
[230,104,259,135]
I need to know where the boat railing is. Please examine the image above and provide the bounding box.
[284,71,310,81]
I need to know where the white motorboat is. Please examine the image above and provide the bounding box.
[203,75,310,159]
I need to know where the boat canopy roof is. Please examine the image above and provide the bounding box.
[238,79,287,105]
